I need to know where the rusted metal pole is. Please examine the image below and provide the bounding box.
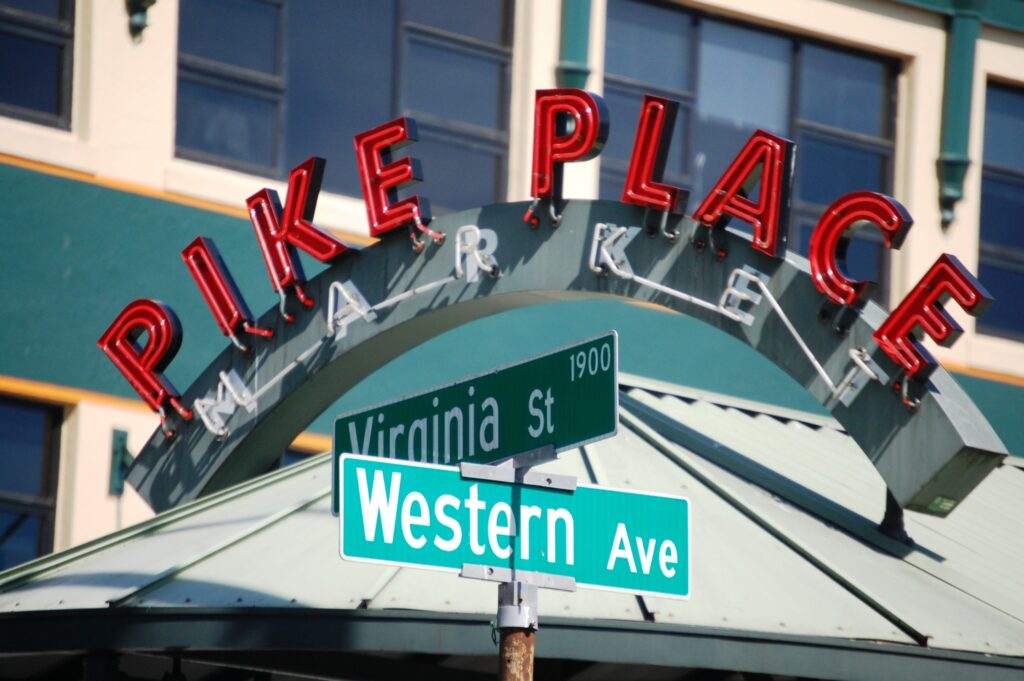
[496,580,537,681]
[499,628,535,681]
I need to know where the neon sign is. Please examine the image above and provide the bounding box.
[96,89,1002,516]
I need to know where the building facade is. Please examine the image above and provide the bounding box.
[0,0,1022,590]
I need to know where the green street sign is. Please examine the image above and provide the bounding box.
[332,332,618,511]
[338,454,691,599]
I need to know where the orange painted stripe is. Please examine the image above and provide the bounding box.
[0,152,377,246]
[0,375,149,410]
[0,152,250,219]
[0,152,95,183]
[944,362,1024,387]
[290,432,332,454]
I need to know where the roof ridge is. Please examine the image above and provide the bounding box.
[618,372,839,430]
[617,398,929,645]
[0,454,329,594]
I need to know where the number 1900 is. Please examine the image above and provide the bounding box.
[569,342,612,381]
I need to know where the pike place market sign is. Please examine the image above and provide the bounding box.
[100,89,1007,514]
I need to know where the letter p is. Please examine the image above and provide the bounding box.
[530,89,609,203]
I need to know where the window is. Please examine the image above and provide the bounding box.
[177,0,513,214]
[0,399,61,571]
[978,82,1024,339]
[262,448,314,474]
[602,1,897,296]
[0,0,74,129]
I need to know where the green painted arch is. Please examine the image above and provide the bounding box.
[126,201,1006,514]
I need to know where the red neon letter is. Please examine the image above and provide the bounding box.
[808,191,912,306]
[622,94,683,213]
[247,157,350,312]
[530,88,608,201]
[182,236,272,348]
[690,129,794,257]
[354,117,430,237]
[873,254,992,381]
[97,299,191,420]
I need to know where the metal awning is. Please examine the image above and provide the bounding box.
[1,375,1022,680]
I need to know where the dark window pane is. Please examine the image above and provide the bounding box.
[0,402,47,496]
[285,1,395,195]
[404,0,506,45]
[603,85,687,178]
[1,0,61,19]
[404,36,505,129]
[977,261,1024,336]
[796,220,815,255]
[0,510,43,571]
[602,86,643,166]
[177,78,277,169]
[841,233,883,285]
[979,83,1024,336]
[605,0,691,91]
[408,136,502,212]
[797,136,885,206]
[695,20,791,200]
[599,170,626,201]
[796,220,882,284]
[697,20,791,132]
[179,0,280,75]
[980,174,1024,250]
[799,44,889,138]
[0,30,61,115]
[983,84,1024,172]
[282,450,308,467]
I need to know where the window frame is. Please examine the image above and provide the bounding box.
[0,397,62,570]
[789,39,899,295]
[395,3,515,213]
[175,0,287,178]
[174,0,515,213]
[600,2,899,297]
[977,80,1024,341]
[0,0,75,130]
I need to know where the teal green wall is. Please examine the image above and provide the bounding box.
[0,163,1019,457]
[950,374,1024,456]
[558,0,592,88]
[0,163,299,398]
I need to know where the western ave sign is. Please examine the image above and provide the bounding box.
[338,454,691,599]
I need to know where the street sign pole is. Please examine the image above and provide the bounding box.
[459,445,577,681]
[336,334,690,680]
[498,596,535,681]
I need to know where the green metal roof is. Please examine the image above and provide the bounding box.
[1,375,1022,679]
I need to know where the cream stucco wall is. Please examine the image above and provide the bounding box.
[55,400,157,550]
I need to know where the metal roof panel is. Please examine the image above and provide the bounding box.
[621,388,1024,655]
[576,428,915,642]
[0,382,1020,663]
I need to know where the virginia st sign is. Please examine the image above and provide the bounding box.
[338,454,691,599]
[334,332,618,466]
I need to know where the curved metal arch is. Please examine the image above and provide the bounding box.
[127,201,1005,513]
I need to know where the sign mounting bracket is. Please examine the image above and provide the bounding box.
[459,444,577,491]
